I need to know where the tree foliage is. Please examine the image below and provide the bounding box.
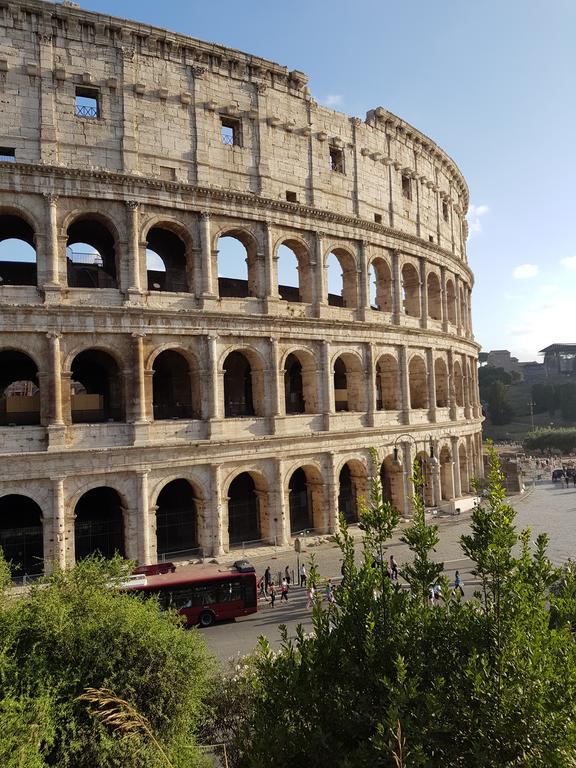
[524,426,576,454]
[212,447,576,767]
[532,381,576,422]
[0,555,213,768]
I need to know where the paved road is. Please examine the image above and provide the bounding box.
[201,481,576,662]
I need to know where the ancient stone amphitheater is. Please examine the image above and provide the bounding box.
[0,0,482,575]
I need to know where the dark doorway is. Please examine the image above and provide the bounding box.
[71,350,124,423]
[74,487,125,560]
[152,351,195,420]
[228,473,260,545]
[156,480,198,559]
[0,351,40,426]
[223,352,254,417]
[288,468,312,534]
[284,354,304,414]
[0,495,43,575]
[67,218,117,288]
[338,464,357,523]
[146,227,189,292]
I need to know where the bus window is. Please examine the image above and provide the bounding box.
[242,574,257,608]
[218,579,242,602]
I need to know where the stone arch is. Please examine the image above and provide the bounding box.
[74,486,126,560]
[70,348,125,423]
[287,464,325,534]
[0,350,41,426]
[155,478,200,559]
[66,211,120,289]
[439,446,454,501]
[453,360,465,407]
[145,222,193,293]
[338,458,368,524]
[215,227,259,298]
[401,262,420,317]
[434,357,449,408]
[369,256,393,312]
[0,494,44,575]
[276,237,313,304]
[376,353,400,410]
[152,348,200,420]
[333,351,365,412]
[225,470,267,546]
[408,354,428,409]
[380,454,404,512]
[459,443,470,494]
[427,271,442,321]
[0,211,38,287]
[326,247,358,309]
[222,347,265,417]
[446,278,457,324]
[283,348,318,414]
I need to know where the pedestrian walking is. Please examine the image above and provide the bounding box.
[389,555,398,581]
[264,565,272,591]
[280,578,289,602]
[306,583,315,609]
[300,563,307,588]
[258,576,267,600]
[268,582,276,607]
[454,570,464,598]
[325,579,335,604]
[284,565,291,587]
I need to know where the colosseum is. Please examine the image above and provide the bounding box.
[0,0,482,576]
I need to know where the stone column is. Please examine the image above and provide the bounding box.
[200,212,217,298]
[401,441,414,518]
[210,464,225,557]
[440,265,449,332]
[392,249,402,324]
[366,342,376,427]
[419,256,428,329]
[357,240,369,321]
[399,345,410,424]
[273,458,290,546]
[206,334,221,423]
[43,193,61,290]
[132,333,147,424]
[447,350,457,420]
[430,445,442,510]
[463,364,472,419]
[52,476,67,570]
[426,347,437,423]
[321,340,333,431]
[451,437,462,498]
[313,232,326,315]
[263,221,278,302]
[47,332,66,450]
[125,201,141,297]
[326,452,340,534]
[268,337,281,433]
[136,469,152,565]
[455,275,462,334]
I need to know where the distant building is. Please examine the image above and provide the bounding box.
[539,344,576,376]
[486,350,520,376]
[518,361,546,383]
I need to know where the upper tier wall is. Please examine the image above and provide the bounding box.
[0,0,469,261]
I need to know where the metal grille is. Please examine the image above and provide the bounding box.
[75,104,98,118]
[221,129,235,146]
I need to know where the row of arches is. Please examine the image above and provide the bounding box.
[0,209,472,332]
[0,346,478,426]
[0,443,477,575]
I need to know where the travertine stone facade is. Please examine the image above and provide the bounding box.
[0,0,482,573]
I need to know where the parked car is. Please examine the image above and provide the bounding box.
[552,469,565,481]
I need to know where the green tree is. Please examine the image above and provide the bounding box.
[524,426,576,454]
[558,381,576,421]
[487,379,514,424]
[0,556,213,768]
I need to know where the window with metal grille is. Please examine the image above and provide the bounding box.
[220,116,241,146]
[329,145,344,173]
[75,87,100,118]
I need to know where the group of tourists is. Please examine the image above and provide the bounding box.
[257,563,334,608]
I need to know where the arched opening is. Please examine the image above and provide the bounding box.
[435,358,449,408]
[67,217,117,288]
[284,353,304,414]
[401,263,420,317]
[427,272,442,320]
[439,447,454,501]
[71,349,124,423]
[288,468,312,534]
[223,351,260,418]
[416,453,435,507]
[217,232,257,298]
[338,463,360,524]
[0,351,40,426]
[370,258,393,312]
[74,487,125,560]
[334,354,364,412]
[277,241,312,303]
[380,456,404,512]
[156,479,198,560]
[459,444,470,494]
[446,279,456,324]
[0,495,43,575]
[152,350,197,420]
[376,354,399,410]
[146,227,189,293]
[453,361,464,407]
[0,214,37,287]
[327,249,357,308]
[227,473,261,545]
[409,356,428,409]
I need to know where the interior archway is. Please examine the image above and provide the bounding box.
[71,349,124,423]
[427,272,442,320]
[0,494,43,575]
[156,479,198,559]
[67,217,117,288]
[0,214,37,287]
[146,227,189,293]
[74,487,125,560]
[0,350,40,426]
[401,263,420,317]
[227,473,262,545]
[152,350,197,420]
[376,355,399,410]
[408,356,428,409]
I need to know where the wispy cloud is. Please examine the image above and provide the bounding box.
[323,94,343,107]
[467,204,489,236]
[513,264,539,280]
[560,256,576,271]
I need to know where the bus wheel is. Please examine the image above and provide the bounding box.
[199,611,214,628]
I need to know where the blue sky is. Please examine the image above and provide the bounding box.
[33,1,576,358]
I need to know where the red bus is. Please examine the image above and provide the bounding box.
[124,562,258,628]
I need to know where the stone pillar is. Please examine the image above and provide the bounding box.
[268,337,281,433]
[200,212,217,298]
[136,469,152,565]
[125,201,141,297]
[419,256,428,329]
[430,448,442,510]
[263,221,278,302]
[206,334,221,422]
[399,345,410,424]
[440,265,449,332]
[455,275,462,334]
[273,458,290,546]
[357,240,369,321]
[52,476,67,570]
[447,350,457,420]
[426,348,437,422]
[210,464,225,557]
[132,333,147,424]
[43,193,61,290]
[321,340,333,431]
[313,232,326,315]
[451,437,462,498]
[401,441,414,518]
[366,342,376,426]
[463,363,472,419]
[326,452,340,534]
[392,249,402,324]
[47,332,66,449]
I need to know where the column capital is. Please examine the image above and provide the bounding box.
[199,210,211,220]
[43,192,59,205]
[46,331,62,341]
[131,331,146,339]
[125,200,140,211]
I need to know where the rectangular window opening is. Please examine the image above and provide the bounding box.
[0,147,15,162]
[329,146,344,173]
[220,116,241,147]
[401,174,412,200]
[429,235,434,243]
[75,87,100,118]
[374,213,382,224]
[286,191,298,203]
[442,201,449,222]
